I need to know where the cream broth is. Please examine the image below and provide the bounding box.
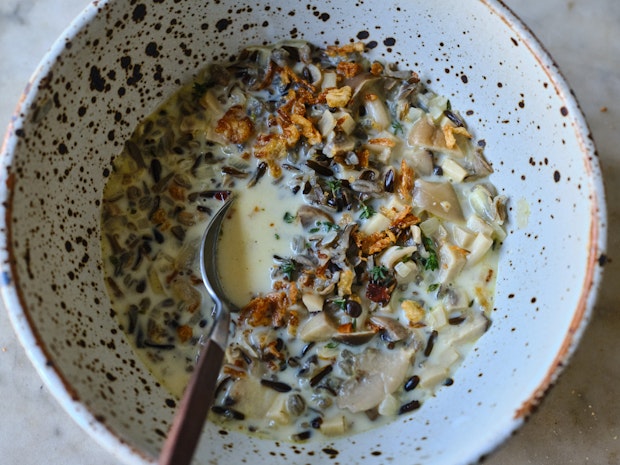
[101,41,507,442]
[218,180,301,307]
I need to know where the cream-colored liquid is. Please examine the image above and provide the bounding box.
[101,40,507,443]
[218,180,301,307]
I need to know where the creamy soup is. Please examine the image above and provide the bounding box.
[101,40,507,441]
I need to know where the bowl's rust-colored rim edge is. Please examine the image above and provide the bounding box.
[475,0,608,462]
[0,1,153,464]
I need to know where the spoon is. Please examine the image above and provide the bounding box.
[158,192,236,465]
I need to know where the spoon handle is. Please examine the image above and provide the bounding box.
[158,339,225,465]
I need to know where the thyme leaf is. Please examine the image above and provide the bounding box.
[359,202,376,220]
[427,283,440,292]
[370,265,389,282]
[278,259,298,280]
[422,236,439,271]
[391,120,404,135]
[283,211,296,224]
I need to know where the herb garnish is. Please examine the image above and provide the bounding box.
[279,259,298,280]
[422,236,439,271]
[427,283,440,292]
[311,220,340,233]
[283,211,296,224]
[327,179,342,196]
[391,120,404,135]
[359,202,376,220]
[370,265,389,282]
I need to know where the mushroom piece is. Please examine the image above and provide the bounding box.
[369,316,410,342]
[336,347,416,413]
[299,312,337,342]
[332,330,377,346]
[405,149,434,176]
[302,292,325,313]
[407,115,461,156]
[469,184,507,225]
[437,244,468,284]
[413,179,464,223]
[346,72,382,102]
[297,205,335,229]
[467,148,494,179]
[378,245,417,269]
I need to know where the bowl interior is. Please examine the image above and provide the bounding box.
[0,0,605,464]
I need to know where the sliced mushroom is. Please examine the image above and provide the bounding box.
[369,316,410,342]
[299,312,337,342]
[333,330,377,346]
[413,179,464,223]
[467,148,494,178]
[363,95,391,131]
[437,244,468,284]
[323,130,356,158]
[405,149,434,176]
[297,205,335,229]
[378,245,417,269]
[302,292,325,313]
[407,115,462,156]
[469,184,507,225]
[336,347,415,413]
[346,72,381,102]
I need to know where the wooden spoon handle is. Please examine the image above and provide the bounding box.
[158,339,225,465]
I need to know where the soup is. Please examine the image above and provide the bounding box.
[101,40,507,441]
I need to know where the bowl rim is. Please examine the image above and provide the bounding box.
[0,0,607,464]
[0,3,156,464]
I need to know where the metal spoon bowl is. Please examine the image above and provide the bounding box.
[158,192,236,465]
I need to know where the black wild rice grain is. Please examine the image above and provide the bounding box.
[398,400,421,414]
[150,158,162,183]
[305,159,334,177]
[292,430,311,441]
[260,378,292,393]
[211,405,245,420]
[309,365,333,387]
[424,330,438,357]
[404,375,420,392]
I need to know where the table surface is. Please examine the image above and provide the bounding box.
[1,0,618,464]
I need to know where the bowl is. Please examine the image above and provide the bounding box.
[0,0,606,464]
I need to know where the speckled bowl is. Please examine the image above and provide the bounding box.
[0,0,606,464]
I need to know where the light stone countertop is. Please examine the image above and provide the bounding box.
[0,0,618,464]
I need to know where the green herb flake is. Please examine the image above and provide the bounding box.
[333,298,347,309]
[391,120,404,135]
[422,236,439,271]
[359,202,376,220]
[427,283,440,292]
[327,179,342,195]
[325,341,340,349]
[370,265,389,282]
[283,211,296,224]
[279,259,298,280]
[322,221,340,232]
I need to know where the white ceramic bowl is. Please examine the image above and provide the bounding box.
[0,1,606,464]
